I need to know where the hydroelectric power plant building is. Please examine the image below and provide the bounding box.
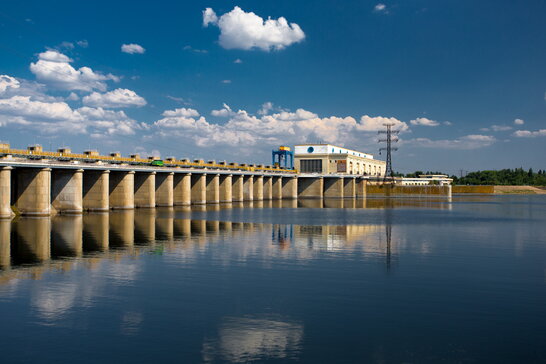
[294,144,386,176]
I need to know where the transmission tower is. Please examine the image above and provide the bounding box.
[378,123,399,182]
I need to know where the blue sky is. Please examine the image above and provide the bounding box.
[0,0,545,174]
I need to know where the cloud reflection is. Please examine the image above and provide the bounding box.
[202,315,303,363]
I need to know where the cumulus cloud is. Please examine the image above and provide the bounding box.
[410,117,439,127]
[203,8,218,26]
[162,108,199,118]
[82,88,147,108]
[203,6,305,51]
[30,50,119,92]
[404,134,496,150]
[514,118,524,125]
[512,129,546,138]
[0,75,20,93]
[154,103,409,150]
[121,43,145,54]
[0,95,141,135]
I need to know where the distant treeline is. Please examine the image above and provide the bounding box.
[395,169,546,186]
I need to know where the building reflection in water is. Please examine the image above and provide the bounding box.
[202,315,304,363]
[0,198,447,284]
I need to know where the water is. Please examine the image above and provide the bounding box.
[0,196,545,363]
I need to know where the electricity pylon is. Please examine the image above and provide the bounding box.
[378,123,399,182]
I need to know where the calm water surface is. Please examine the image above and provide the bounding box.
[0,196,545,363]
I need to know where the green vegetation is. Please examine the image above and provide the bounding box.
[453,168,546,186]
[395,169,546,186]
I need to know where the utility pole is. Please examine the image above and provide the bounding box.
[378,123,399,182]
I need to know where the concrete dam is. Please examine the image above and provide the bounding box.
[0,146,451,218]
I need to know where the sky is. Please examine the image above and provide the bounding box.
[0,0,545,175]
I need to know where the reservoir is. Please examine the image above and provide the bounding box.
[0,195,545,363]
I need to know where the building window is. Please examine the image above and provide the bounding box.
[300,159,323,173]
[307,146,314,153]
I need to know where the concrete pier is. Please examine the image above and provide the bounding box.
[324,177,344,199]
[356,179,367,199]
[156,172,174,207]
[0,167,13,218]
[343,177,356,199]
[206,174,220,204]
[109,171,135,209]
[272,176,282,200]
[253,175,264,201]
[232,175,244,202]
[282,177,298,199]
[134,171,156,208]
[219,175,232,203]
[173,173,191,206]
[191,174,206,204]
[263,176,273,200]
[14,168,52,216]
[298,177,323,199]
[83,170,109,211]
[243,176,254,201]
[51,169,83,214]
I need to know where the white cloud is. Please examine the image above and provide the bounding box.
[0,95,141,135]
[512,129,546,138]
[234,58,243,64]
[374,3,388,13]
[154,104,409,150]
[121,43,145,54]
[514,118,524,125]
[258,102,273,115]
[77,40,89,48]
[203,8,218,26]
[358,115,409,132]
[404,134,496,149]
[38,50,72,62]
[480,124,512,132]
[82,88,147,108]
[203,6,305,51]
[30,50,119,92]
[221,79,232,84]
[0,75,20,93]
[410,117,439,127]
[67,92,79,101]
[211,103,235,117]
[162,108,199,118]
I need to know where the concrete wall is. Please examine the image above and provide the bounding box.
[109,171,135,209]
[298,177,323,199]
[343,177,356,198]
[232,175,244,202]
[253,176,264,201]
[263,176,273,200]
[324,177,343,198]
[0,167,13,218]
[156,172,174,206]
[206,174,220,204]
[367,184,452,197]
[452,185,494,194]
[243,176,254,201]
[220,175,232,203]
[134,172,156,208]
[14,168,51,216]
[173,173,191,206]
[272,176,282,200]
[191,174,206,204]
[51,169,83,214]
[83,170,109,211]
[282,177,298,199]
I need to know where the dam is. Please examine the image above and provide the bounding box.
[0,145,451,217]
